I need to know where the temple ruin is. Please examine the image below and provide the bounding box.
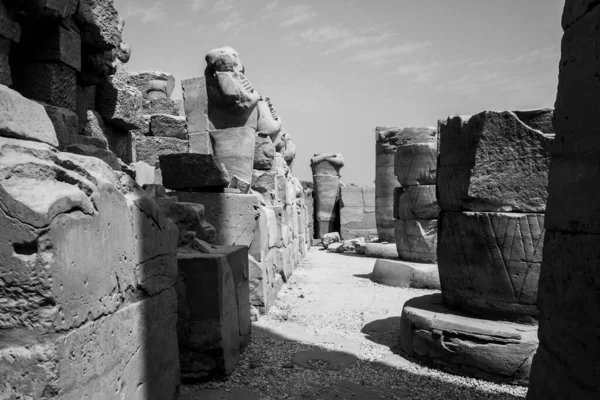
[0,0,598,399]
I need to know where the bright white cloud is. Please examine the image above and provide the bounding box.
[279,5,317,27]
[346,42,432,66]
[121,1,166,24]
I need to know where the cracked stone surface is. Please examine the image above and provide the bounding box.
[0,136,179,399]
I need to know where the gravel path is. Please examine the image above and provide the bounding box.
[182,249,528,399]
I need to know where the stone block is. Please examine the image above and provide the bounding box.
[129,71,176,99]
[438,211,544,321]
[150,114,187,139]
[24,0,79,20]
[0,84,58,146]
[175,192,260,247]
[40,103,78,146]
[395,219,438,263]
[395,185,439,220]
[340,185,364,208]
[182,76,209,134]
[63,143,120,170]
[375,196,395,242]
[340,206,364,228]
[143,97,179,115]
[0,38,11,86]
[254,135,275,170]
[399,294,538,385]
[26,23,81,71]
[363,186,375,208]
[17,62,77,112]
[372,259,440,289]
[210,127,256,188]
[249,206,269,262]
[313,175,340,221]
[394,143,437,186]
[133,135,189,166]
[341,227,378,240]
[248,255,283,314]
[82,109,109,146]
[437,111,553,212]
[0,2,20,43]
[310,153,344,176]
[96,78,143,130]
[159,153,229,190]
[189,131,212,154]
[75,0,123,49]
[364,243,398,259]
[132,161,155,186]
[177,252,241,380]
[252,170,277,205]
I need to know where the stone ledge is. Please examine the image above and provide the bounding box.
[372,259,440,289]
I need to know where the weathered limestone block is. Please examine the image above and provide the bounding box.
[132,161,155,186]
[175,192,260,248]
[189,131,212,154]
[364,243,398,259]
[437,111,554,212]
[63,143,120,170]
[17,62,77,111]
[75,0,123,50]
[254,135,275,170]
[399,294,538,385]
[159,153,229,190]
[96,74,143,130]
[283,137,296,166]
[372,259,440,289]
[0,136,180,398]
[40,103,78,146]
[363,186,375,208]
[438,211,544,320]
[395,219,438,263]
[82,109,110,146]
[340,207,365,228]
[395,185,439,220]
[150,114,187,139]
[0,85,58,146]
[249,255,282,313]
[341,227,378,241]
[129,71,176,99]
[24,23,81,71]
[394,143,437,186]
[133,135,189,166]
[210,127,256,190]
[252,170,277,205]
[143,97,180,116]
[257,97,282,139]
[177,246,249,381]
[182,76,209,135]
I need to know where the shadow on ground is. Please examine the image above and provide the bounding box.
[182,317,525,400]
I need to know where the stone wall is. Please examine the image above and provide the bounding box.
[527,2,600,398]
[339,184,377,240]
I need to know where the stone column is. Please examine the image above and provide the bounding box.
[527,3,600,398]
[310,153,344,238]
[393,130,438,262]
[375,127,435,242]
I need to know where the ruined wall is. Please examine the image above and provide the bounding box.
[339,184,377,240]
[527,2,600,398]
[0,90,179,398]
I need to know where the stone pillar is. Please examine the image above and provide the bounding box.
[527,3,600,398]
[398,109,554,386]
[339,184,377,240]
[310,153,344,238]
[393,130,438,262]
[375,127,435,242]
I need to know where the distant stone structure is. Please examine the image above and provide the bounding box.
[393,128,438,262]
[399,109,554,385]
[339,184,377,240]
[527,2,600,398]
[375,127,435,242]
[310,153,344,238]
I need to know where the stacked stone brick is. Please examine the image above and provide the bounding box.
[311,153,344,238]
[339,184,377,240]
[375,127,435,242]
[437,109,554,321]
[528,3,600,398]
[393,128,438,262]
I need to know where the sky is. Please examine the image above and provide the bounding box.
[114,0,565,185]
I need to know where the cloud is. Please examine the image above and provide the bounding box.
[121,1,167,24]
[299,26,350,43]
[213,0,241,13]
[186,0,207,12]
[394,61,442,83]
[279,4,317,27]
[346,41,432,66]
[217,10,243,31]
